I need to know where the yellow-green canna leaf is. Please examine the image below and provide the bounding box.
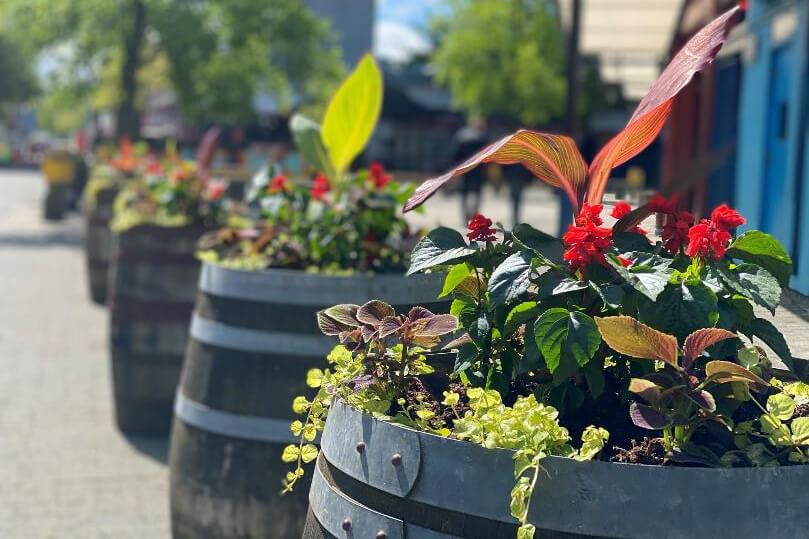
[322,53,383,176]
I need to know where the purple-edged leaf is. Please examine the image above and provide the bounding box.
[408,306,435,322]
[195,126,221,180]
[630,402,671,430]
[322,304,360,327]
[586,6,743,205]
[404,130,586,212]
[338,328,362,350]
[317,305,360,336]
[378,316,403,338]
[628,378,663,404]
[361,324,377,343]
[442,333,473,350]
[686,390,716,412]
[413,314,459,337]
[682,328,737,369]
[356,300,395,327]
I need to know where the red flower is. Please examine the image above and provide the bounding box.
[575,203,604,226]
[611,202,632,219]
[311,173,331,201]
[686,219,732,260]
[268,174,288,193]
[206,180,226,201]
[618,256,633,268]
[662,210,695,255]
[467,213,497,242]
[146,160,164,175]
[369,161,384,178]
[369,161,392,189]
[562,222,612,271]
[647,194,678,215]
[710,204,746,231]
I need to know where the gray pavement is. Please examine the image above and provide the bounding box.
[0,168,807,538]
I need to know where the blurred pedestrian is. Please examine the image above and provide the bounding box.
[453,118,488,222]
[505,164,532,226]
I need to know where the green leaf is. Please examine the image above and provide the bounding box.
[589,281,624,309]
[454,342,480,373]
[440,263,473,298]
[719,262,781,314]
[727,230,792,288]
[301,444,319,463]
[767,393,796,421]
[281,444,300,463]
[612,232,654,253]
[488,251,534,305]
[535,270,588,299]
[638,281,718,342]
[622,251,673,271]
[511,223,563,264]
[534,308,601,374]
[408,227,475,275]
[791,417,809,443]
[606,254,671,301]
[321,53,383,176]
[289,114,334,179]
[749,318,794,372]
[582,359,606,398]
[504,301,540,338]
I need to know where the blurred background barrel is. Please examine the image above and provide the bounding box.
[84,187,118,304]
[108,224,207,434]
[169,265,445,539]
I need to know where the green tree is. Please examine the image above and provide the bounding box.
[431,0,566,126]
[0,37,38,104]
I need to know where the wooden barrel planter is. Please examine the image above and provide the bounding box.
[84,186,118,305]
[108,224,208,434]
[305,399,809,539]
[169,264,446,539]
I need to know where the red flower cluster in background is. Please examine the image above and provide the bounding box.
[369,161,392,189]
[686,204,746,260]
[311,173,331,201]
[268,174,288,193]
[563,204,613,271]
[467,213,497,242]
[206,180,226,201]
[646,194,694,255]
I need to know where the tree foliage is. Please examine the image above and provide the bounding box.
[431,0,566,126]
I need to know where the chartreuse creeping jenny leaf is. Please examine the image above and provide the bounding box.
[727,230,793,288]
[321,53,383,177]
[407,227,475,275]
[533,308,601,377]
[594,316,679,366]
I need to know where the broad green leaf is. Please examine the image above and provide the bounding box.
[511,223,564,264]
[535,270,588,299]
[289,114,334,179]
[622,251,673,271]
[727,230,792,287]
[749,318,794,372]
[589,282,624,310]
[534,308,601,374]
[454,342,480,373]
[767,393,796,421]
[440,263,474,298]
[504,301,540,338]
[719,262,781,314]
[407,227,475,275]
[612,232,654,253]
[322,54,383,175]
[488,251,534,305]
[606,254,671,301]
[637,280,718,342]
[594,316,679,366]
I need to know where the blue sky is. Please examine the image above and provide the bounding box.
[376,0,444,28]
[374,0,446,62]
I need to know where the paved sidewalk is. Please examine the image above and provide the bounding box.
[0,170,170,538]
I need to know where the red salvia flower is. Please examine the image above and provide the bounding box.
[662,210,695,255]
[268,174,288,193]
[467,213,497,242]
[562,222,613,271]
[369,161,384,178]
[710,204,746,231]
[575,203,604,226]
[618,256,633,268]
[611,201,632,218]
[647,194,678,215]
[686,219,732,260]
[206,180,226,201]
[369,161,392,189]
[146,160,164,175]
[311,173,331,201]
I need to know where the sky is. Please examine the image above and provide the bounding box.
[373,0,446,63]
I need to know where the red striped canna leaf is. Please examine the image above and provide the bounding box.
[585,5,744,206]
[403,130,587,213]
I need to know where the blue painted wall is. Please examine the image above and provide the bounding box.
[735,0,809,293]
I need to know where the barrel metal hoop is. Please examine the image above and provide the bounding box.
[190,314,334,356]
[321,399,421,498]
[173,392,301,444]
[310,458,405,539]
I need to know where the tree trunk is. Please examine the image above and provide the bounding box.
[115,0,146,141]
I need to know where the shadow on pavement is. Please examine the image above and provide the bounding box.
[783,290,809,324]
[123,432,170,464]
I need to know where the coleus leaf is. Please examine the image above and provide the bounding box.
[412,314,459,337]
[686,390,717,412]
[704,360,769,390]
[586,5,744,205]
[630,402,671,430]
[377,316,403,338]
[195,126,221,181]
[594,316,679,366]
[407,306,435,322]
[356,300,395,326]
[404,130,587,213]
[628,378,662,404]
[681,328,737,370]
[317,304,360,335]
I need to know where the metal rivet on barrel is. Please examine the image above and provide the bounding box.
[376,531,387,539]
[342,518,352,531]
[391,453,402,466]
[356,441,366,453]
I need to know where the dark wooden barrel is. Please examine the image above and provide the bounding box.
[305,399,809,539]
[84,186,118,304]
[108,224,208,434]
[169,264,446,539]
